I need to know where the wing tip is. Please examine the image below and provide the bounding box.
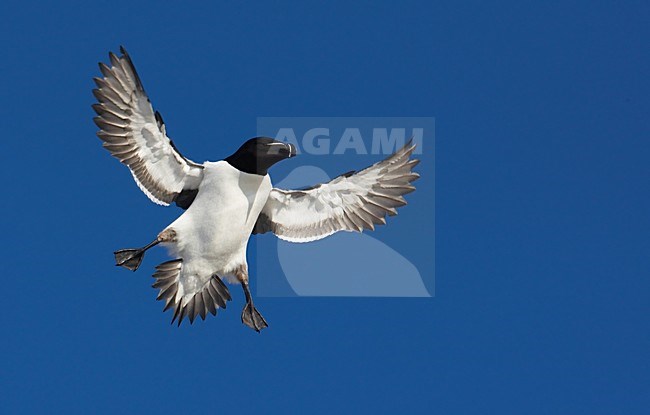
[116,45,145,92]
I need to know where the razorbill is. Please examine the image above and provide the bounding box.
[92,47,420,331]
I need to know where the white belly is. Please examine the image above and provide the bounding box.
[164,161,272,282]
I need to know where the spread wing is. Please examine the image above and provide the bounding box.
[253,141,420,242]
[92,46,203,207]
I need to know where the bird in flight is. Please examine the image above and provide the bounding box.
[92,47,420,331]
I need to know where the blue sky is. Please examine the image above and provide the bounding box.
[1,1,649,414]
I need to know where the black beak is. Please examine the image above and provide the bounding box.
[286,143,297,158]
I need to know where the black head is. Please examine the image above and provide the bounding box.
[225,137,296,175]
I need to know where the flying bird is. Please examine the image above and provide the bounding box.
[92,47,420,331]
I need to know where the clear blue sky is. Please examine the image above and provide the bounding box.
[1,1,648,414]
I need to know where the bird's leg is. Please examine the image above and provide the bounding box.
[114,229,176,272]
[236,266,268,332]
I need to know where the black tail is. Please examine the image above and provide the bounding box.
[114,248,145,271]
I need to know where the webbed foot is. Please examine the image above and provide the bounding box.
[241,302,268,332]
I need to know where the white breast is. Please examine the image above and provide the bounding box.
[165,161,272,280]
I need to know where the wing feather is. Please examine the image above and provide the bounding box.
[254,141,420,242]
[92,47,203,207]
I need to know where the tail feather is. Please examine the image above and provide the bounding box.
[152,259,232,326]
